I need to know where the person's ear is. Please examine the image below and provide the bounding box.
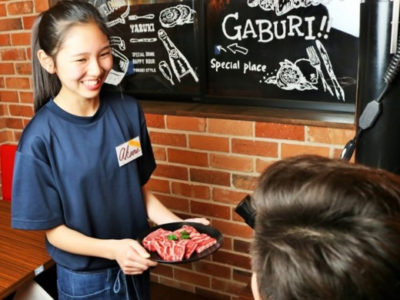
[251,272,262,300]
[37,49,56,74]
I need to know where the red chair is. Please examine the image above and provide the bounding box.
[0,144,17,201]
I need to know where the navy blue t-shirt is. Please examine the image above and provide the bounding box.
[11,91,156,271]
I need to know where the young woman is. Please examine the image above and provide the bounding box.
[11,1,207,299]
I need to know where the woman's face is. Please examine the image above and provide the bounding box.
[54,22,113,102]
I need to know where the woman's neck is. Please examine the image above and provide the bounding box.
[54,92,100,117]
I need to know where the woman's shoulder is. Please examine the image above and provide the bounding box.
[102,90,142,114]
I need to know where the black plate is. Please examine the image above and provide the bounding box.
[137,222,223,264]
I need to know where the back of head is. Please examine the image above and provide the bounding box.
[31,0,110,112]
[251,155,400,300]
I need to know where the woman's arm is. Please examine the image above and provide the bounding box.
[46,225,157,274]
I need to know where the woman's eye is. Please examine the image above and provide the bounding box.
[101,51,111,57]
[75,58,86,63]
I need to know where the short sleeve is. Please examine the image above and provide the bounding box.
[11,151,63,230]
[137,105,156,186]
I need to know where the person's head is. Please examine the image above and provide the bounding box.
[251,155,400,300]
[32,0,112,112]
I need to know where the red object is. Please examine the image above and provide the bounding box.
[0,145,17,201]
[142,225,217,261]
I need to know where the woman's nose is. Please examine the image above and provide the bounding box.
[87,59,102,76]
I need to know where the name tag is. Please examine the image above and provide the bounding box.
[115,137,143,167]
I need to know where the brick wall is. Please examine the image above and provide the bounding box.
[0,1,356,299]
[145,115,354,299]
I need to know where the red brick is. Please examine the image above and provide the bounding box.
[256,122,305,141]
[193,261,231,279]
[5,118,24,129]
[9,104,33,117]
[232,139,278,157]
[151,264,173,277]
[0,34,10,46]
[174,269,210,287]
[190,169,230,186]
[212,219,253,239]
[34,0,49,12]
[190,201,230,219]
[19,91,33,103]
[210,154,253,172]
[0,63,14,75]
[153,163,188,180]
[281,143,330,158]
[212,250,251,270]
[1,48,26,61]
[152,146,166,161]
[212,188,247,205]
[6,77,30,89]
[15,62,31,75]
[233,268,252,283]
[11,32,31,46]
[0,3,6,17]
[168,149,208,167]
[145,113,165,128]
[171,182,210,200]
[167,116,206,132]
[0,91,18,102]
[26,47,31,60]
[145,178,170,193]
[212,278,248,295]
[149,131,186,147]
[232,174,258,191]
[307,126,355,145]
[189,134,229,152]
[221,236,232,251]
[0,18,22,31]
[0,77,4,88]
[0,130,15,143]
[154,193,189,212]
[22,15,37,30]
[7,1,33,15]
[208,119,253,136]
[233,239,251,254]
[255,158,275,173]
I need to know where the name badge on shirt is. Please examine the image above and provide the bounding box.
[115,137,143,167]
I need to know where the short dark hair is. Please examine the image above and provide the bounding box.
[251,155,400,300]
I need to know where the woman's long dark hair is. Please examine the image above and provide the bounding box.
[31,0,110,112]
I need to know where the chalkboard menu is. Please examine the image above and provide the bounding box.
[89,0,360,112]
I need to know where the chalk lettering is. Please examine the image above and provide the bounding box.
[222,12,322,43]
[210,58,241,72]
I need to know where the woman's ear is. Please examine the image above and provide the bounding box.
[37,49,56,74]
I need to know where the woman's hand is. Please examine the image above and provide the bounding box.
[184,217,210,226]
[111,239,157,275]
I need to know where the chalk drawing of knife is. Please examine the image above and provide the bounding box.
[130,37,158,43]
[315,40,345,101]
[159,60,175,86]
[128,14,155,20]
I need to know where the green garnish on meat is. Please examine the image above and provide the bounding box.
[180,230,190,239]
[167,234,178,240]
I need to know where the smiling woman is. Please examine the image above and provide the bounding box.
[11,1,209,300]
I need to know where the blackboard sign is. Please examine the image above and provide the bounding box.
[206,0,359,112]
[89,0,360,112]
[89,0,204,100]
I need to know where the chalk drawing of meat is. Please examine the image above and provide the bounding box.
[247,0,323,16]
[89,0,130,27]
[159,5,196,28]
[265,59,317,91]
